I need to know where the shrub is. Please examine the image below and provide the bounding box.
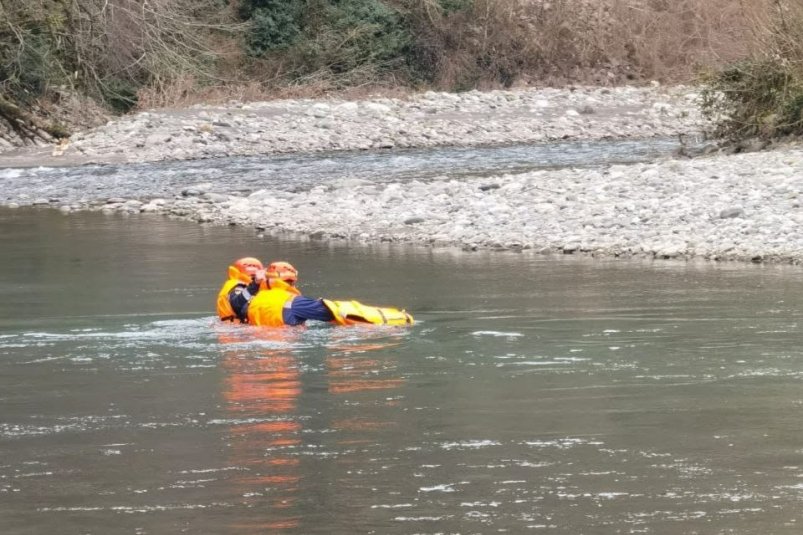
[700,0,803,140]
[438,0,473,13]
[243,1,304,55]
[0,5,71,101]
[252,0,414,85]
[0,0,232,111]
[311,0,412,73]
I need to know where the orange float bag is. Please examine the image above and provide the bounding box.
[323,299,414,326]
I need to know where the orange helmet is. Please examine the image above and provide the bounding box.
[233,257,263,277]
[266,261,298,283]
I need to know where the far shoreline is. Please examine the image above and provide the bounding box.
[4,85,803,267]
[0,84,705,169]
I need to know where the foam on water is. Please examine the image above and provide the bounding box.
[472,331,524,337]
[441,440,502,450]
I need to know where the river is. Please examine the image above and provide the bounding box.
[0,137,689,204]
[1,205,802,534]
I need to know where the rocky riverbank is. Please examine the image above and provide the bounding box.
[4,84,803,264]
[0,84,702,167]
[227,148,803,263]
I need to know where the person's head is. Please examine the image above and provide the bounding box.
[266,261,298,286]
[232,257,263,278]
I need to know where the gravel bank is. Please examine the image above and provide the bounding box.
[156,147,803,263]
[0,84,703,167]
[6,84,803,264]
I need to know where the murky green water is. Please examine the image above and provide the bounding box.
[1,207,803,534]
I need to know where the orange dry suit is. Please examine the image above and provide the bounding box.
[246,279,302,327]
[216,265,268,322]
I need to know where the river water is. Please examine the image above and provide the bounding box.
[1,205,803,534]
[0,137,688,204]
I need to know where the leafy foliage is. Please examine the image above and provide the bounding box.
[0,0,229,112]
[243,1,304,55]
[240,0,413,82]
[0,5,70,100]
[438,0,474,13]
[299,0,412,74]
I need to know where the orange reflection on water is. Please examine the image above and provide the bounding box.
[217,325,410,533]
[268,457,300,467]
[231,420,300,435]
[219,327,303,532]
[231,519,301,532]
[225,356,301,413]
[329,378,405,394]
[326,342,405,395]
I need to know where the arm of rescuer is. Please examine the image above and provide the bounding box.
[228,269,267,322]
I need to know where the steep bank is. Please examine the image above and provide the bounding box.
[0,91,109,153]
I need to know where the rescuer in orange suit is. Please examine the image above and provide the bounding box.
[245,261,336,327]
[217,258,335,326]
[216,257,269,323]
[218,258,413,327]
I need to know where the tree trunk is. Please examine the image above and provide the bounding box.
[0,94,70,144]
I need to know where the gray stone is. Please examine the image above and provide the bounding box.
[719,207,745,219]
[203,193,228,203]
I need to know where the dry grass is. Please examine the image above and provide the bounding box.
[608,0,763,81]
[136,73,418,109]
[134,0,803,146]
[131,0,799,109]
[747,0,803,60]
[700,0,803,140]
[412,0,777,89]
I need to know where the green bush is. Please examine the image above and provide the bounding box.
[701,60,803,140]
[700,0,803,141]
[781,92,803,129]
[0,0,224,112]
[325,0,411,71]
[439,0,473,13]
[0,20,69,100]
[257,0,414,82]
[240,0,414,82]
[243,1,304,55]
[438,0,474,13]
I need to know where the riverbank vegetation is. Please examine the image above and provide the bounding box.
[0,0,799,143]
[700,0,803,141]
